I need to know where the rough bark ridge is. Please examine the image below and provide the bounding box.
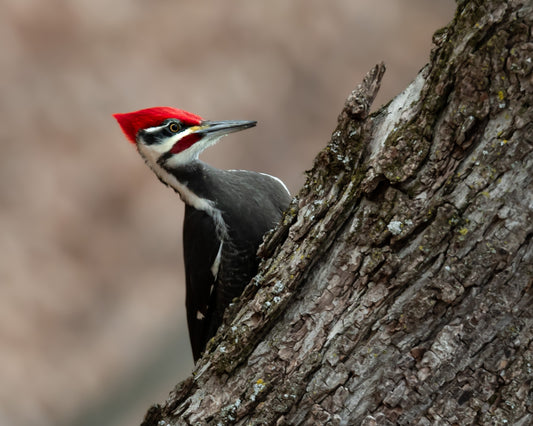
[143,0,532,424]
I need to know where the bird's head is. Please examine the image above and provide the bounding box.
[113,107,256,168]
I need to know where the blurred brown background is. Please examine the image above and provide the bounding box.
[0,1,454,425]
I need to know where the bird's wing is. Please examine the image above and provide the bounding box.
[183,205,220,362]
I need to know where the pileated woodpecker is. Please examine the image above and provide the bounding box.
[113,107,291,362]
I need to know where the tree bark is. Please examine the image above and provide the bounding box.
[143,0,533,424]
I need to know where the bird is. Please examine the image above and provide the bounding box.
[113,107,291,362]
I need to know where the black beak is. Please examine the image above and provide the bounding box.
[195,120,257,136]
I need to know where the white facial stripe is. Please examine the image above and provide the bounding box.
[143,124,168,133]
[164,132,224,168]
[136,126,205,173]
[138,126,197,154]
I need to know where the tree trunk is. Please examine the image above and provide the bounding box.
[143,0,533,424]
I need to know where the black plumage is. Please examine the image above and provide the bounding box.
[175,162,291,361]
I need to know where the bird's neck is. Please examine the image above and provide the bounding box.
[152,159,207,204]
[155,160,229,240]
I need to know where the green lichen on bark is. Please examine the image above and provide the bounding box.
[380,124,430,183]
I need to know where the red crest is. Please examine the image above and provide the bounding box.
[113,107,203,144]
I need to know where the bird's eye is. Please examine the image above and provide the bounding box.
[169,122,181,133]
